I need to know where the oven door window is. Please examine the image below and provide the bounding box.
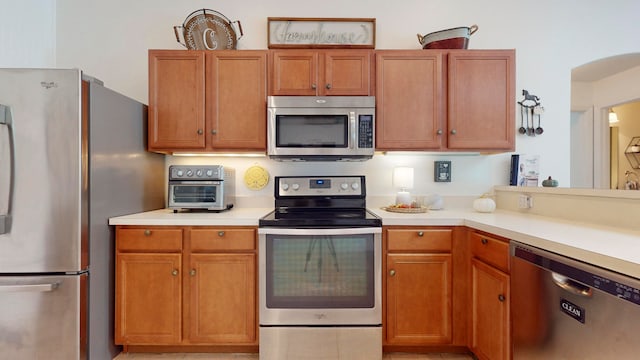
[172,185,217,203]
[265,233,374,308]
[275,115,348,148]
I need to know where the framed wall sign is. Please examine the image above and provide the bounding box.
[267,17,376,49]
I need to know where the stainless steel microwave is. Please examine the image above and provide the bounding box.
[168,165,235,212]
[267,96,375,161]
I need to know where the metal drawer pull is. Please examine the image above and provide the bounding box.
[417,231,424,237]
[218,231,225,237]
[498,294,505,302]
[190,269,196,276]
[0,282,59,293]
[552,273,593,297]
[197,129,203,135]
[144,229,152,236]
[172,269,179,276]
[389,269,396,277]
[211,129,217,135]
[481,238,488,244]
[325,83,332,89]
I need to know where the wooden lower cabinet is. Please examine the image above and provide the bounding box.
[384,227,454,346]
[469,231,511,360]
[116,252,182,345]
[115,226,257,350]
[188,253,256,343]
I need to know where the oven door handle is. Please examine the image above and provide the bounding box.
[258,227,381,236]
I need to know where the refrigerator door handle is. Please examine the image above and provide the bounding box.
[0,281,60,293]
[0,104,14,235]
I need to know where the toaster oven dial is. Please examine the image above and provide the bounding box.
[196,169,203,177]
[206,169,214,177]
[176,170,184,177]
[186,170,193,177]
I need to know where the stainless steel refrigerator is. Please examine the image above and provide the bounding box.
[0,68,164,359]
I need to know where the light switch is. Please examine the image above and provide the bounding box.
[434,161,451,182]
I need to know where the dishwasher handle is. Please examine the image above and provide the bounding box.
[551,273,593,297]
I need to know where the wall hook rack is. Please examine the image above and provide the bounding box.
[517,89,544,136]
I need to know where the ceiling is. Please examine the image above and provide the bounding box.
[572,53,640,82]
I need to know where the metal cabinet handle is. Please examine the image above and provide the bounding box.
[389,269,396,277]
[218,231,225,237]
[190,269,196,276]
[450,129,457,135]
[498,294,505,302]
[417,231,424,237]
[197,129,203,135]
[171,269,179,276]
[437,129,443,135]
[325,84,332,89]
[211,129,217,135]
[311,83,317,90]
[481,238,488,245]
[144,229,152,236]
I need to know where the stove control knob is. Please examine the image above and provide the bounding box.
[281,183,290,191]
[351,182,360,190]
[186,170,193,177]
[340,183,349,190]
[176,170,184,177]
[291,183,300,191]
[196,169,203,177]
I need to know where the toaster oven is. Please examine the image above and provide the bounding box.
[168,165,235,212]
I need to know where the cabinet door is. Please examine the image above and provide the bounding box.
[148,50,206,151]
[188,253,257,344]
[206,51,267,150]
[269,50,318,95]
[115,253,182,345]
[375,51,445,150]
[386,253,452,344]
[447,50,515,150]
[323,50,372,95]
[471,258,510,360]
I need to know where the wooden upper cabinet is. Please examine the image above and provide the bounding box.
[206,51,267,150]
[375,51,445,150]
[148,49,267,153]
[447,50,515,151]
[375,49,515,152]
[269,49,373,96]
[148,50,206,150]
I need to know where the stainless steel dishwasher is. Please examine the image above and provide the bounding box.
[510,241,640,359]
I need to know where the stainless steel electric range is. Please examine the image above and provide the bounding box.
[258,175,382,360]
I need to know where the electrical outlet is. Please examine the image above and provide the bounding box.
[518,194,533,209]
[434,161,451,182]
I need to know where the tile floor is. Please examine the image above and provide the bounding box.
[113,352,474,360]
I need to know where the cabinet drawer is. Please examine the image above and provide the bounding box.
[190,228,256,251]
[470,232,510,273]
[387,229,452,252]
[117,228,183,252]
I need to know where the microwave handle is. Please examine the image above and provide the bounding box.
[349,111,356,149]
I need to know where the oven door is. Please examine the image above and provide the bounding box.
[258,227,382,326]
[168,181,224,210]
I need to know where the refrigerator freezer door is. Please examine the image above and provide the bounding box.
[0,274,85,359]
[0,69,83,272]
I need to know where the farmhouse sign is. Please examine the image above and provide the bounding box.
[267,17,376,48]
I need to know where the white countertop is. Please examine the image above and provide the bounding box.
[110,207,640,279]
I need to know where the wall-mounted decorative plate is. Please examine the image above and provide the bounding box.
[174,9,243,50]
[243,165,270,190]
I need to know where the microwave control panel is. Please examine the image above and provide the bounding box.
[358,115,374,148]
